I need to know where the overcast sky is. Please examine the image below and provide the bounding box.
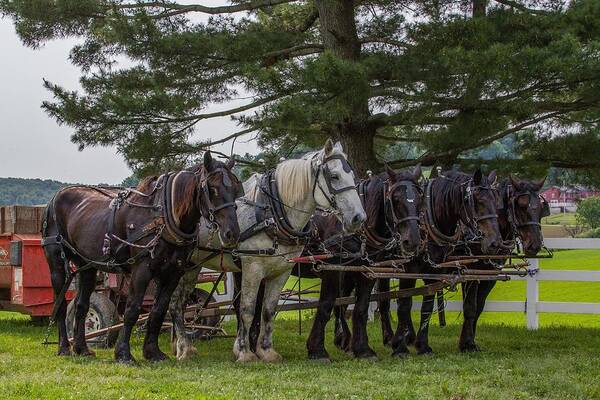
[0,10,259,185]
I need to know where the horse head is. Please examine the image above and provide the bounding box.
[468,169,503,254]
[502,175,548,256]
[197,151,243,248]
[383,164,423,255]
[312,139,366,233]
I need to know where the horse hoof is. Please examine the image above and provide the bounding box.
[75,348,96,357]
[236,351,259,363]
[57,347,71,357]
[257,348,283,363]
[354,350,378,361]
[144,350,168,362]
[392,349,410,358]
[177,346,198,361]
[308,351,331,363]
[460,343,481,353]
[116,355,136,365]
[309,357,332,364]
[416,346,434,355]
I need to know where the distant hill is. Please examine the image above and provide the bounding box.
[0,178,68,206]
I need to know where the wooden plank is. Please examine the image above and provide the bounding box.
[544,238,600,250]
[537,270,600,282]
[537,301,600,314]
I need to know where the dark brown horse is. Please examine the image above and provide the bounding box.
[302,165,423,361]
[42,152,242,363]
[456,175,548,352]
[340,169,503,356]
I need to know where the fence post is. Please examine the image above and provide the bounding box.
[526,258,539,330]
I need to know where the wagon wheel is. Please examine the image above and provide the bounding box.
[66,292,119,348]
[184,288,220,341]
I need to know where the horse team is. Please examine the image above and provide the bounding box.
[41,139,548,363]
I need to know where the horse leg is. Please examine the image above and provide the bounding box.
[114,264,153,364]
[255,271,290,363]
[72,268,98,357]
[390,278,415,357]
[169,267,199,360]
[333,272,353,352]
[470,280,496,351]
[415,280,436,355]
[350,275,377,360]
[249,281,264,353]
[234,262,263,363]
[47,248,71,356]
[143,266,184,362]
[459,281,480,352]
[306,270,338,362]
[377,278,394,347]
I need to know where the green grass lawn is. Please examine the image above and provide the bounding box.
[0,249,599,399]
[542,212,578,225]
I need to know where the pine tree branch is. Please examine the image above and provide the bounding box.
[492,0,551,15]
[388,111,563,167]
[114,0,297,16]
[296,8,319,32]
[199,127,257,147]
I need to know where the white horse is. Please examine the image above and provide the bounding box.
[169,139,366,362]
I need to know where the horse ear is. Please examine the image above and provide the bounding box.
[488,170,497,186]
[509,174,522,189]
[533,176,546,191]
[413,163,422,181]
[226,157,235,170]
[385,163,397,182]
[429,165,439,178]
[203,150,213,171]
[473,168,483,185]
[324,138,334,156]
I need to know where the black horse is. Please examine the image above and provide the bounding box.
[302,165,423,361]
[338,168,503,356]
[456,175,548,352]
[42,152,242,363]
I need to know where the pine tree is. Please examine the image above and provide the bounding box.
[2,0,600,179]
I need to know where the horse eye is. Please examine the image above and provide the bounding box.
[212,188,219,197]
[330,174,340,180]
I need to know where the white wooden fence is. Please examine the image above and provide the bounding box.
[407,238,600,329]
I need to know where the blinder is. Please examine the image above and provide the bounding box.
[199,167,240,222]
[385,180,422,228]
[314,153,357,209]
[541,195,551,218]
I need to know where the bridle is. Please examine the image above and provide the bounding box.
[461,180,499,240]
[384,179,423,234]
[312,153,357,211]
[358,177,422,253]
[197,166,243,225]
[501,184,549,233]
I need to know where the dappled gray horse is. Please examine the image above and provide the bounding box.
[169,139,366,362]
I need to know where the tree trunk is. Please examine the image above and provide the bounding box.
[473,0,487,17]
[315,0,378,177]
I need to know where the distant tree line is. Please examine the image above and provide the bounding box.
[0,178,67,206]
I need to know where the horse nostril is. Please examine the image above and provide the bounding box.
[224,230,233,241]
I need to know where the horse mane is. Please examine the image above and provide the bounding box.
[432,170,475,228]
[137,176,158,192]
[275,158,312,208]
